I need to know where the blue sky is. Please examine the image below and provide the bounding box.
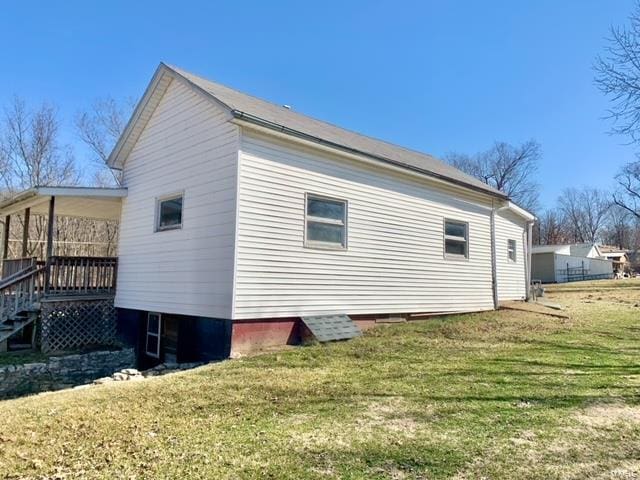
[0,0,636,209]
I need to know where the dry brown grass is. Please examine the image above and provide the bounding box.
[0,279,639,479]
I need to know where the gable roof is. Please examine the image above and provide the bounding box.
[531,243,602,258]
[108,63,508,200]
[569,243,600,258]
[598,245,629,254]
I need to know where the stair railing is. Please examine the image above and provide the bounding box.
[0,265,46,323]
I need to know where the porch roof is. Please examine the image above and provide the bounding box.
[0,186,127,220]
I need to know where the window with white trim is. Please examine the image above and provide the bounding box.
[305,194,347,249]
[156,194,183,231]
[507,239,517,262]
[444,219,468,258]
[146,313,161,358]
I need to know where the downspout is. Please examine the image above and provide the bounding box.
[490,202,499,310]
[525,220,534,301]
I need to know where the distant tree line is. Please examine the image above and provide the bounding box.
[0,95,132,259]
[444,139,638,249]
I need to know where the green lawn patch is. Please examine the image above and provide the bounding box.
[1,281,639,479]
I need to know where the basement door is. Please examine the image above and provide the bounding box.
[144,312,179,363]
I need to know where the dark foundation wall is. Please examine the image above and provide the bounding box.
[115,308,232,368]
[117,309,387,361]
[178,316,232,362]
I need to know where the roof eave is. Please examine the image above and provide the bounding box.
[231,110,509,201]
[506,201,536,222]
[107,63,174,170]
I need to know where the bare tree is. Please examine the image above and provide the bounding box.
[75,96,134,186]
[612,160,640,219]
[536,209,567,245]
[0,97,121,260]
[0,97,79,193]
[602,204,633,248]
[445,140,541,212]
[594,3,640,218]
[595,2,640,143]
[558,187,611,243]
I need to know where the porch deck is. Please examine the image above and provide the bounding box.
[0,255,119,349]
[0,186,125,351]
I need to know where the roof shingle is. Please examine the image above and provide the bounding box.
[167,64,506,198]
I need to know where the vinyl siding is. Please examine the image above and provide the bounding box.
[234,130,496,319]
[115,79,239,318]
[494,209,527,301]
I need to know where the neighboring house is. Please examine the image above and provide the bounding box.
[0,63,535,364]
[531,243,613,283]
[598,245,630,275]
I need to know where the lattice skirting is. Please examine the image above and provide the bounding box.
[40,298,117,353]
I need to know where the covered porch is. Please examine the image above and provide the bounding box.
[0,186,125,295]
[0,186,126,352]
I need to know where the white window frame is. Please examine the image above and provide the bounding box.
[304,193,348,250]
[443,219,469,259]
[507,239,517,262]
[146,312,161,358]
[155,192,184,232]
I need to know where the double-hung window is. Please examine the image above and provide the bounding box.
[305,194,347,249]
[444,219,468,258]
[146,313,161,358]
[507,239,517,262]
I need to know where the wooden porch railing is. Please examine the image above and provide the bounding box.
[45,256,118,296]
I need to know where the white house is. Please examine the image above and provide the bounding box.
[0,63,535,362]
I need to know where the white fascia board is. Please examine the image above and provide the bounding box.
[107,64,173,169]
[35,186,128,198]
[506,202,536,221]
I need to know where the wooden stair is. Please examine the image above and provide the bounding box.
[0,263,46,345]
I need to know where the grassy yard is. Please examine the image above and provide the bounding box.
[1,280,640,479]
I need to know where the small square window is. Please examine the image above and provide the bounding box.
[508,239,517,262]
[444,219,468,259]
[156,194,183,231]
[305,194,347,249]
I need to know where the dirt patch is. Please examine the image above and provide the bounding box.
[575,402,640,428]
[510,430,537,446]
[290,397,421,451]
[358,398,421,437]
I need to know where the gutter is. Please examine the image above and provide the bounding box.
[525,220,534,300]
[231,110,509,201]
